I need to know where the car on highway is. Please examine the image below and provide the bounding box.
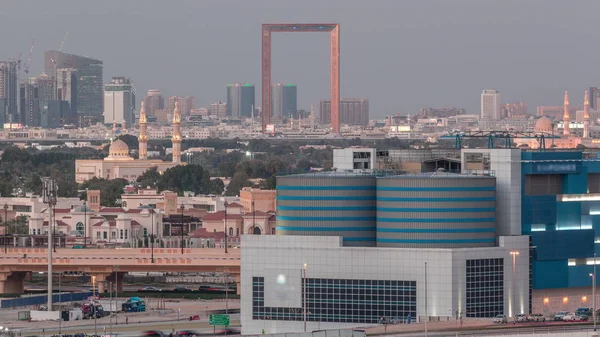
[527,313,546,322]
[173,287,194,293]
[138,286,162,292]
[141,331,165,337]
[554,311,568,321]
[514,313,528,323]
[562,312,578,322]
[493,314,508,324]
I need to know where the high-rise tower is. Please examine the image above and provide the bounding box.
[563,90,570,136]
[171,101,182,164]
[0,61,18,125]
[584,90,590,138]
[138,101,148,160]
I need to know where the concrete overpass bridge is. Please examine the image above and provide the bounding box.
[0,248,240,294]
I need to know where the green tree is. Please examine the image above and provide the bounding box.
[117,134,140,151]
[80,178,128,206]
[136,167,161,188]
[25,173,43,195]
[218,162,237,178]
[225,172,252,196]
[156,165,216,195]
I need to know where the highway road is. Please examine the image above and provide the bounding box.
[375,321,600,337]
[18,317,241,337]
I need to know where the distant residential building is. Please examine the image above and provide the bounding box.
[320,98,369,126]
[239,187,276,213]
[19,80,40,127]
[481,89,500,120]
[103,77,135,127]
[501,102,527,119]
[42,100,70,129]
[144,90,164,118]
[167,96,194,116]
[56,68,78,125]
[0,61,18,126]
[590,87,600,110]
[419,107,466,118]
[45,51,103,121]
[35,73,55,124]
[226,83,255,118]
[272,83,297,118]
[209,101,227,118]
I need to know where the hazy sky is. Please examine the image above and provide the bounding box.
[1,0,599,118]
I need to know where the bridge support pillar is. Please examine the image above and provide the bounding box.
[106,272,124,293]
[0,272,26,294]
[96,280,106,294]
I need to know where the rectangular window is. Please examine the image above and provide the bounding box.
[103,231,107,239]
[251,276,416,324]
[96,232,100,239]
[524,174,563,196]
[465,258,504,318]
[589,174,600,193]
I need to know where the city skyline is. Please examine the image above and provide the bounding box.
[1,0,600,118]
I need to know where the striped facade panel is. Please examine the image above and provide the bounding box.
[376,176,497,248]
[276,175,377,246]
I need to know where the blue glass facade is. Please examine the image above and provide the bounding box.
[521,151,600,289]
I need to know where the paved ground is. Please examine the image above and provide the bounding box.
[1,298,240,334]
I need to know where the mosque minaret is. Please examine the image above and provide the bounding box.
[584,90,590,138]
[172,101,182,164]
[563,90,570,136]
[138,101,148,160]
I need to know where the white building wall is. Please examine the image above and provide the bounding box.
[332,148,376,171]
[461,149,522,236]
[104,91,125,124]
[241,235,529,335]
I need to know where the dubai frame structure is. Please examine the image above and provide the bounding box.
[261,23,340,134]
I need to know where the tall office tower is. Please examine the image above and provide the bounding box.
[0,61,18,125]
[103,77,135,127]
[35,73,55,121]
[19,80,40,126]
[56,68,78,125]
[480,89,500,120]
[144,89,164,118]
[563,90,570,136]
[319,98,369,126]
[226,83,255,118]
[45,51,103,122]
[167,96,195,116]
[209,101,227,118]
[589,87,600,110]
[171,101,182,164]
[272,83,297,118]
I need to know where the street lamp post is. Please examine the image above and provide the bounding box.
[180,204,185,255]
[592,252,598,331]
[151,209,155,263]
[424,261,428,337]
[510,251,520,318]
[251,201,255,234]
[92,275,97,336]
[3,203,8,253]
[303,263,307,332]
[83,197,87,248]
[224,201,228,253]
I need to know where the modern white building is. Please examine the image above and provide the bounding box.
[103,77,135,127]
[241,235,530,335]
[481,89,500,120]
[332,148,376,171]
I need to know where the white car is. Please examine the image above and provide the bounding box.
[514,314,527,323]
[493,314,508,323]
[562,312,577,321]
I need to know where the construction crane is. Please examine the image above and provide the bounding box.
[439,130,561,151]
[51,32,68,99]
[23,39,35,79]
